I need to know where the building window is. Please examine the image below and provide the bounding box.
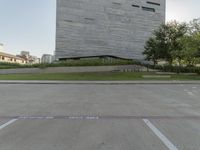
[142,6,155,12]
[132,4,140,8]
[147,1,160,6]
[2,56,4,60]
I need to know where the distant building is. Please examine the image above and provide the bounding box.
[41,54,54,63]
[0,51,26,64]
[0,43,26,64]
[29,55,40,64]
[18,51,40,64]
[20,51,30,58]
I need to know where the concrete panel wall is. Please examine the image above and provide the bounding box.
[55,0,165,60]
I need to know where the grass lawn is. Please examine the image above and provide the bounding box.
[0,72,199,80]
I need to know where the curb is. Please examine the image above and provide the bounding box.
[0,80,200,85]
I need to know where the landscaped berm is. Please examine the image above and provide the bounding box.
[0,58,135,69]
[0,58,200,81]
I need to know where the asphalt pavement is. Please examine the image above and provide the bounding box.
[0,82,200,150]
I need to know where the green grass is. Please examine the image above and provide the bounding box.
[0,72,199,80]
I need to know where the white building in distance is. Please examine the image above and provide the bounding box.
[0,43,26,64]
[18,51,40,64]
[41,54,54,63]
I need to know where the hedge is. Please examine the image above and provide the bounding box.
[146,65,200,74]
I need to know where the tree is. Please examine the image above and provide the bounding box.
[143,19,200,66]
[188,19,200,35]
[180,19,200,66]
[143,37,160,66]
[143,21,187,65]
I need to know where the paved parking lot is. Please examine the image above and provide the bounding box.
[0,83,200,150]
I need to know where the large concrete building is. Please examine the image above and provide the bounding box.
[55,0,165,60]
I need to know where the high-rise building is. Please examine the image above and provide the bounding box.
[55,0,165,60]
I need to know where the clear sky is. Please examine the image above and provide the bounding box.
[0,0,199,57]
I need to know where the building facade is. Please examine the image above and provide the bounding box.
[0,52,26,64]
[56,0,165,60]
[41,54,54,63]
[18,51,40,64]
[0,43,26,64]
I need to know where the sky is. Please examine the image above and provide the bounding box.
[0,0,200,57]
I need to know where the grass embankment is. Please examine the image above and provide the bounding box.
[0,59,136,69]
[0,72,199,80]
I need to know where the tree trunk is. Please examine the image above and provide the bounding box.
[168,59,173,66]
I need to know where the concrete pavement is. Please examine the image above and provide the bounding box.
[0,83,200,149]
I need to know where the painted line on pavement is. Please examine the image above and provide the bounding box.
[0,119,18,130]
[1,115,200,120]
[143,119,178,150]
[187,91,195,96]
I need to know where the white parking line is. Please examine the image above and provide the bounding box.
[143,119,178,150]
[0,119,18,130]
[187,91,195,96]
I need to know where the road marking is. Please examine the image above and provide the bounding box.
[187,91,195,96]
[143,119,178,150]
[0,119,17,130]
[1,115,200,120]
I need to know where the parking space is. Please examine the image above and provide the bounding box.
[151,119,200,150]
[0,83,199,150]
[0,119,16,127]
[0,119,170,150]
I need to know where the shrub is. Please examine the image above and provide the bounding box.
[146,64,200,74]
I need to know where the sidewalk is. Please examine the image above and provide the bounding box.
[0,80,200,84]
